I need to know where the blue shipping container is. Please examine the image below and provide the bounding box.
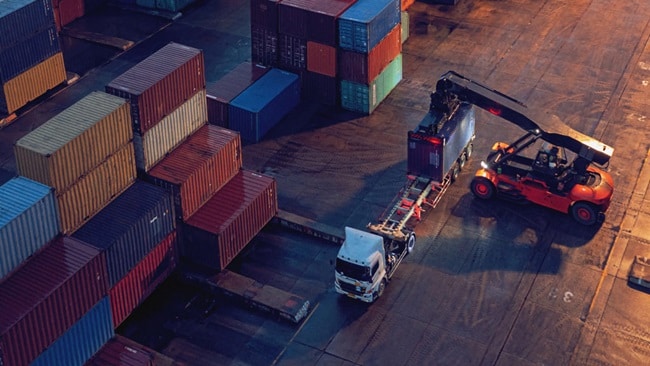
[0,25,60,83]
[0,176,60,279]
[0,0,55,51]
[229,68,300,143]
[31,297,114,366]
[340,54,402,114]
[72,181,175,287]
[338,0,400,53]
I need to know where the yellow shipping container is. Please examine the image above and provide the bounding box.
[15,91,132,193]
[134,89,207,172]
[58,142,137,235]
[2,53,67,114]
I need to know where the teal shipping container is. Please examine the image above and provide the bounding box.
[135,0,195,12]
[0,176,60,279]
[340,54,403,115]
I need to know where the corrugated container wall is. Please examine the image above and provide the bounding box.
[0,52,66,114]
[181,170,278,271]
[251,25,279,67]
[85,335,178,366]
[14,91,132,192]
[0,25,60,83]
[229,68,300,143]
[401,10,409,44]
[0,177,59,279]
[146,125,242,221]
[278,33,307,72]
[72,180,175,287]
[278,0,356,46]
[133,88,207,172]
[407,103,475,182]
[105,42,205,134]
[206,62,269,127]
[56,0,84,28]
[0,0,55,50]
[339,24,401,84]
[302,70,337,106]
[250,0,281,31]
[31,297,114,366]
[340,53,402,114]
[338,0,400,53]
[57,142,136,234]
[109,232,177,328]
[0,237,108,366]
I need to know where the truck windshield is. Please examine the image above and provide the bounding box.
[336,258,372,282]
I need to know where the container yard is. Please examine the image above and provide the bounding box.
[1,0,650,365]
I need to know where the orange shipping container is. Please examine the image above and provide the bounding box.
[306,41,337,77]
[1,53,66,114]
[401,0,414,11]
[15,91,132,193]
[338,24,402,84]
[146,125,242,221]
[58,142,136,234]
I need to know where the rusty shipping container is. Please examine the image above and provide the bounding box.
[306,41,336,77]
[133,88,207,172]
[278,0,356,46]
[15,91,131,193]
[0,52,66,114]
[0,25,60,83]
[181,169,278,271]
[251,24,279,67]
[109,232,177,328]
[58,142,136,235]
[0,0,55,50]
[339,24,401,84]
[0,176,60,279]
[85,335,180,366]
[146,125,242,221]
[105,42,205,134]
[0,236,108,366]
[72,180,175,287]
[206,62,269,127]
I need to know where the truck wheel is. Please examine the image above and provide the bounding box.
[471,178,495,199]
[571,202,597,226]
[374,279,386,301]
[466,143,473,159]
[407,233,416,254]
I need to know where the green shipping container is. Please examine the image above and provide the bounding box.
[340,54,403,115]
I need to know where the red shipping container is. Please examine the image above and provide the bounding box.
[0,237,108,366]
[85,334,178,366]
[146,125,243,221]
[401,0,414,10]
[339,24,402,84]
[306,41,336,77]
[109,232,177,328]
[278,0,356,46]
[206,62,269,127]
[181,170,278,271]
[57,0,84,28]
[105,42,205,134]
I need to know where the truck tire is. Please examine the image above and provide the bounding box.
[458,152,467,170]
[471,177,495,199]
[407,233,416,254]
[451,163,460,182]
[374,279,387,302]
[466,143,473,159]
[571,202,597,226]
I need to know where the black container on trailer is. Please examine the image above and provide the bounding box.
[407,103,475,182]
[72,181,176,287]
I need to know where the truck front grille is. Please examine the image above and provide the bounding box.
[339,280,365,296]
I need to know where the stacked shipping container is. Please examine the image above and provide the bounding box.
[53,0,84,31]
[250,0,282,67]
[0,0,66,115]
[106,42,207,172]
[14,91,136,234]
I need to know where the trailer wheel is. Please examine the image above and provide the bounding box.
[466,143,473,159]
[471,178,495,199]
[406,233,416,254]
[458,153,467,170]
[571,202,597,226]
[451,163,460,182]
